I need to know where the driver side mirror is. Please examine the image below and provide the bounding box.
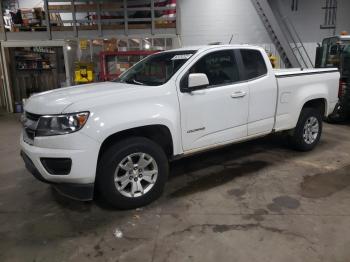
[181,73,209,93]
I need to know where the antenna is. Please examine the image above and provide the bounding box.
[229,34,234,44]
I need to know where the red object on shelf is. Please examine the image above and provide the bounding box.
[99,50,158,81]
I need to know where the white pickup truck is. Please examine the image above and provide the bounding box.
[20,45,340,209]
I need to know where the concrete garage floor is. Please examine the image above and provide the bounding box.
[1,112,350,262]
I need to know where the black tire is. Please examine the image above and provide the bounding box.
[96,137,169,209]
[288,107,323,152]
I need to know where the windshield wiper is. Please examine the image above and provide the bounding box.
[124,79,145,85]
[132,79,146,85]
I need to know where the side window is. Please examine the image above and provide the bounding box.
[240,49,268,80]
[189,50,240,87]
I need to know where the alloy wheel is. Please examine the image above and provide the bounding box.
[114,152,158,198]
[303,116,319,144]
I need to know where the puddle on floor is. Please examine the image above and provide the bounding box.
[169,160,270,198]
[267,196,300,212]
[300,165,350,198]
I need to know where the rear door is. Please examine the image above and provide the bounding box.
[177,49,249,151]
[238,49,278,135]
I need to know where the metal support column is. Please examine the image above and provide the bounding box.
[43,0,52,40]
[123,0,128,35]
[0,1,7,41]
[63,44,71,87]
[97,0,102,37]
[1,44,12,112]
[151,0,155,35]
[89,40,93,62]
[71,0,77,37]
[176,0,180,35]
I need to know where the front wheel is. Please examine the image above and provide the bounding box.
[96,137,169,209]
[288,108,323,151]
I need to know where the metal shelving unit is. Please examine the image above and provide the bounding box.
[0,1,178,112]
[0,0,178,41]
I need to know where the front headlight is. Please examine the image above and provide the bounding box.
[36,112,89,137]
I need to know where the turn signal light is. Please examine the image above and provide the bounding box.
[76,113,89,126]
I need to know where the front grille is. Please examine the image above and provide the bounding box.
[25,111,41,121]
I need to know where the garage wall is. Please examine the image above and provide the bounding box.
[336,0,350,34]
[270,0,350,43]
[178,0,271,46]
[178,0,350,66]
[269,0,350,64]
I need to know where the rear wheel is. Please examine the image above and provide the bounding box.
[288,108,323,151]
[97,137,169,209]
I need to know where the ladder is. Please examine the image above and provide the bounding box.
[251,0,313,68]
[275,10,314,68]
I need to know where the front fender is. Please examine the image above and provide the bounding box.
[81,102,182,156]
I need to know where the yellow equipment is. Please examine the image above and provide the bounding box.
[74,62,94,84]
[268,52,278,68]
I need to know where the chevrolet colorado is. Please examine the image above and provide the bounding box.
[20,45,340,209]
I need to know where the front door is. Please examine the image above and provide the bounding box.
[177,49,249,151]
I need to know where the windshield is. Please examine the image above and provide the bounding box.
[114,51,196,86]
[320,38,350,70]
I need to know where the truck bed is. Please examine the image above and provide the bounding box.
[273,67,340,132]
[274,68,338,77]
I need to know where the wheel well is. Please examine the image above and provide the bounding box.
[303,98,327,116]
[98,125,174,161]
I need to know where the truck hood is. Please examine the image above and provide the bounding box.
[24,82,139,114]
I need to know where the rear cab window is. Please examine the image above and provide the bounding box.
[240,49,268,80]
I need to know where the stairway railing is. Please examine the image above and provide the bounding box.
[252,0,314,68]
[279,14,314,68]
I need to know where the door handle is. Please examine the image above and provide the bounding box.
[231,91,247,98]
[191,90,206,95]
